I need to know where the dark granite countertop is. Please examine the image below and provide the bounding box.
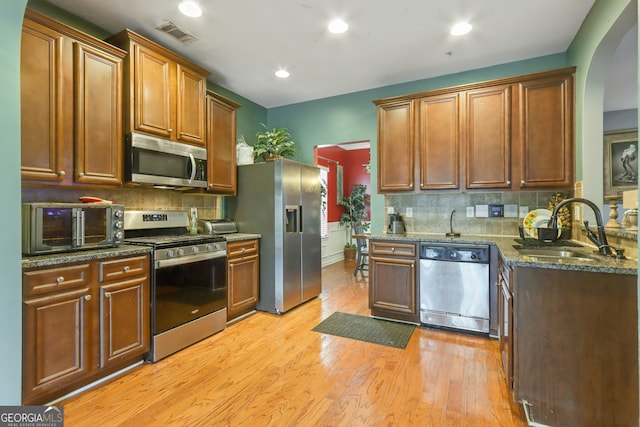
[369,232,638,275]
[22,245,153,270]
[223,233,261,242]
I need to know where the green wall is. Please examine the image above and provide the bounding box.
[268,54,569,232]
[0,0,27,405]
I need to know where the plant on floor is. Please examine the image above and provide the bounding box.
[338,183,370,247]
[252,123,296,162]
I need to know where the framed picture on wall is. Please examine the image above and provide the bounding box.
[604,128,638,196]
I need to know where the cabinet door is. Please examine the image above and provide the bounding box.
[176,64,207,146]
[132,43,173,138]
[466,85,512,189]
[369,256,417,318]
[377,101,415,192]
[227,254,259,321]
[207,92,240,194]
[20,19,66,182]
[516,73,573,189]
[418,93,460,190]
[23,287,92,404]
[99,275,149,368]
[73,42,123,185]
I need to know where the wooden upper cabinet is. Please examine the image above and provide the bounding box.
[73,42,123,185]
[108,29,210,147]
[132,44,172,138]
[20,15,65,182]
[373,67,574,193]
[465,85,512,189]
[206,91,241,194]
[177,65,207,145]
[20,9,126,187]
[515,73,574,189]
[417,93,460,190]
[375,100,414,192]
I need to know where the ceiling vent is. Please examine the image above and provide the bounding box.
[154,21,198,44]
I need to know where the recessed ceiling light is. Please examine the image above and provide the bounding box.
[179,1,202,18]
[450,22,472,36]
[328,19,349,34]
[275,69,290,78]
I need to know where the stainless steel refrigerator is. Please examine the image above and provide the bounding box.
[227,158,322,314]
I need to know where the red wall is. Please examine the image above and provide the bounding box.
[317,145,370,223]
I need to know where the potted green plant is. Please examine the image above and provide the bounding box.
[252,123,296,162]
[338,184,370,259]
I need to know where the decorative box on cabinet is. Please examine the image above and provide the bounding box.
[226,239,260,321]
[20,9,125,186]
[22,254,150,405]
[107,29,210,146]
[206,91,241,194]
[369,240,419,323]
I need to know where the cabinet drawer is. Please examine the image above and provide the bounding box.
[370,241,417,257]
[23,263,92,297]
[227,240,259,259]
[99,255,149,283]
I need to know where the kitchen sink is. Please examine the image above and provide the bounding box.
[515,247,598,262]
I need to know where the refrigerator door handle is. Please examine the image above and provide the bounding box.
[299,205,303,234]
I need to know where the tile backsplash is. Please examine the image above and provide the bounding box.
[21,187,223,219]
[385,191,573,236]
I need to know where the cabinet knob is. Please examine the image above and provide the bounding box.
[78,172,85,177]
[180,132,185,136]
[168,128,173,133]
[104,292,111,298]
[506,180,511,185]
[56,276,64,284]
[84,295,91,301]
[521,180,525,185]
[123,266,130,272]
[391,247,395,252]
[58,170,66,177]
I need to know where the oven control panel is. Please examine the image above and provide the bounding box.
[155,241,226,262]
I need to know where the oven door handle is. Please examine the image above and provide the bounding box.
[155,251,227,269]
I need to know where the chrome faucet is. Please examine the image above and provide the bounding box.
[548,197,612,256]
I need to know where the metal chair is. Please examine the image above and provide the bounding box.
[352,225,369,276]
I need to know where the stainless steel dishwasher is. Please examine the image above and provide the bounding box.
[419,242,490,333]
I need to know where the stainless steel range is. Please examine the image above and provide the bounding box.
[124,210,227,362]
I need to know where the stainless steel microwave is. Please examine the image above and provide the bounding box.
[22,203,124,255]
[124,132,207,189]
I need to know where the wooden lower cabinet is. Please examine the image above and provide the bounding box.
[513,267,638,427]
[369,240,419,323]
[226,239,260,321]
[22,254,150,405]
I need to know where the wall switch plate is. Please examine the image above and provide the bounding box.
[504,204,518,218]
[387,207,394,214]
[519,206,529,218]
[475,205,489,218]
[405,207,413,218]
[466,206,474,217]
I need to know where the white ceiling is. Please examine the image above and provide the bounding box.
[44,0,634,110]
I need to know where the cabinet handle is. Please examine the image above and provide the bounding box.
[58,170,66,177]
[78,172,85,177]
[56,276,64,284]
[242,248,246,253]
[84,295,91,301]
[104,292,111,298]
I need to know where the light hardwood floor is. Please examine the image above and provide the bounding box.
[59,261,527,426]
